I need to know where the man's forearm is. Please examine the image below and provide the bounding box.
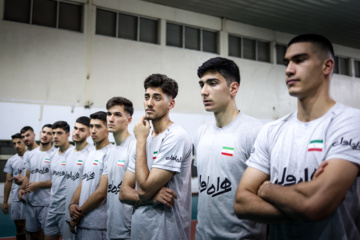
[79,189,106,214]
[119,184,151,207]
[3,178,12,204]
[135,139,150,191]
[235,189,288,223]
[36,180,52,189]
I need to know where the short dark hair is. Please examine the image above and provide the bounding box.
[11,133,22,140]
[288,34,334,60]
[76,116,90,127]
[144,74,178,99]
[52,121,70,133]
[197,57,240,85]
[42,124,53,130]
[106,97,134,116]
[90,111,107,124]
[20,126,34,134]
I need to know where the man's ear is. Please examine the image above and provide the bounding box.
[323,58,334,75]
[169,99,175,110]
[229,81,239,97]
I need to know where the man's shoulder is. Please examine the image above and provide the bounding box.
[167,123,191,141]
[331,103,360,119]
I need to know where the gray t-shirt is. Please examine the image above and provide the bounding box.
[194,112,266,239]
[247,103,360,240]
[3,152,27,203]
[128,123,192,240]
[25,146,56,206]
[103,135,135,239]
[48,145,74,214]
[65,144,95,221]
[78,144,113,230]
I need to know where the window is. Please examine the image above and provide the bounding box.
[276,44,287,65]
[96,9,159,45]
[166,22,218,54]
[228,35,271,63]
[334,56,350,76]
[4,0,83,32]
[354,60,360,78]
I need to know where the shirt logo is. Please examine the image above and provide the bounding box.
[153,151,158,160]
[77,160,83,166]
[221,146,234,156]
[93,159,99,165]
[308,139,323,152]
[117,160,125,167]
[61,160,66,166]
[332,137,360,150]
[44,158,50,163]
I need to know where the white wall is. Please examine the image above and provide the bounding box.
[0,0,360,140]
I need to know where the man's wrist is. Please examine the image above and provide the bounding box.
[68,203,77,210]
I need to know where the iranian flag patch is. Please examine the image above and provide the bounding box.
[308,140,323,152]
[117,160,125,167]
[44,158,50,163]
[153,151,158,160]
[61,160,66,166]
[93,159,99,165]
[77,160,83,166]
[221,147,234,157]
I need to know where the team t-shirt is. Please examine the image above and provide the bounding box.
[64,144,95,221]
[25,146,56,206]
[103,135,135,239]
[48,145,74,214]
[127,123,192,240]
[247,103,360,240]
[194,112,266,239]
[3,152,27,203]
[78,144,113,230]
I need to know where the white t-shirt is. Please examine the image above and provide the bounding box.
[48,145,74,214]
[25,146,56,206]
[64,143,95,221]
[103,135,135,239]
[128,123,192,240]
[3,152,27,202]
[247,103,360,240]
[78,144,113,230]
[194,112,266,239]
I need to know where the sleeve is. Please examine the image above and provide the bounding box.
[325,110,360,166]
[25,151,31,170]
[3,157,13,174]
[152,129,192,173]
[245,123,271,175]
[127,145,136,173]
[124,139,136,171]
[245,122,263,160]
[193,127,201,167]
[102,151,110,175]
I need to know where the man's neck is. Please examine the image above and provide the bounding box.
[113,130,130,146]
[18,150,26,157]
[75,141,88,152]
[59,142,70,154]
[214,102,239,128]
[40,142,52,152]
[297,86,335,122]
[151,114,173,137]
[95,138,110,150]
[28,142,39,151]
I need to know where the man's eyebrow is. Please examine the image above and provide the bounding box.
[284,53,309,62]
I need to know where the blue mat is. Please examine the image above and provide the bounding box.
[0,206,16,238]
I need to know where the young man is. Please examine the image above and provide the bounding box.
[104,97,135,240]
[44,121,74,240]
[63,116,94,240]
[119,74,192,240]
[194,57,265,239]
[21,126,39,151]
[235,34,360,239]
[68,111,112,240]
[3,133,27,240]
[18,124,55,240]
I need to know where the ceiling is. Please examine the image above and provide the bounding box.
[143,0,360,50]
